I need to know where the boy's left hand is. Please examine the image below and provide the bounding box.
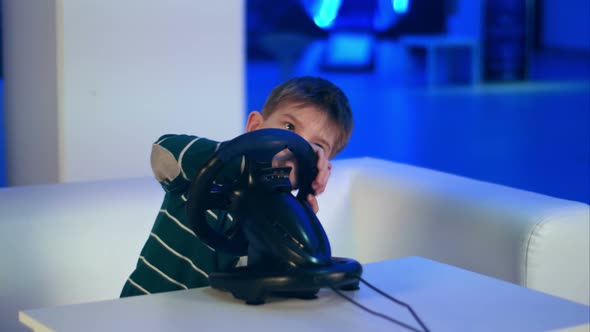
[272,145,331,214]
[307,145,331,214]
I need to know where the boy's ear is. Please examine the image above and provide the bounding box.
[245,111,264,132]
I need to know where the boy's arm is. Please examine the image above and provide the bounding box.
[150,134,222,193]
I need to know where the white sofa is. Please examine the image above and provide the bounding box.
[1,157,588,331]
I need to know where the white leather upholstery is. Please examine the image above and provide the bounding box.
[0,179,160,331]
[1,157,588,332]
[317,158,590,305]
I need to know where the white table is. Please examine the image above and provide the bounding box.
[20,257,589,332]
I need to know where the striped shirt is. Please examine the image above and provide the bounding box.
[120,134,242,297]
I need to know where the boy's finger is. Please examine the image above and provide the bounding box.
[307,194,319,214]
[313,146,329,180]
[313,166,330,194]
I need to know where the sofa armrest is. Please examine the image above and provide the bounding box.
[319,157,589,305]
[0,177,161,331]
[526,209,590,305]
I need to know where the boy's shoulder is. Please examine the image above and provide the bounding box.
[150,134,220,189]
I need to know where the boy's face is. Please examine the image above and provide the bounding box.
[245,102,339,159]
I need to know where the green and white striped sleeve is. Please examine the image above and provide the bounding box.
[150,134,222,193]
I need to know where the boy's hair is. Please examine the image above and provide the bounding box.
[261,76,353,157]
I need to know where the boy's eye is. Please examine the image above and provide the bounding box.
[284,123,295,131]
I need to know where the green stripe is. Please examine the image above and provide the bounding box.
[130,258,189,294]
[144,235,210,288]
[122,134,243,297]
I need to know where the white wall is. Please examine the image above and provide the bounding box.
[3,0,244,185]
[2,0,61,185]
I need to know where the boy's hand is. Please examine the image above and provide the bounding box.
[307,145,331,213]
[271,145,331,214]
[307,144,332,213]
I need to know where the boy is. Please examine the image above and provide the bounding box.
[120,76,353,297]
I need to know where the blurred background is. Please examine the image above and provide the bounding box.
[1,0,589,204]
[244,0,590,204]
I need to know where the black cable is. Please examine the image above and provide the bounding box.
[328,278,430,332]
[328,284,424,332]
[359,277,430,332]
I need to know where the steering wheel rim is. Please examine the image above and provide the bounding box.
[186,128,318,255]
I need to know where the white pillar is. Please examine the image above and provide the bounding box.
[2,0,244,185]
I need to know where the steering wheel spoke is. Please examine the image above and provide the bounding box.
[206,187,231,210]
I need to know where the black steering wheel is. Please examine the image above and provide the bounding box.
[186,128,320,256]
